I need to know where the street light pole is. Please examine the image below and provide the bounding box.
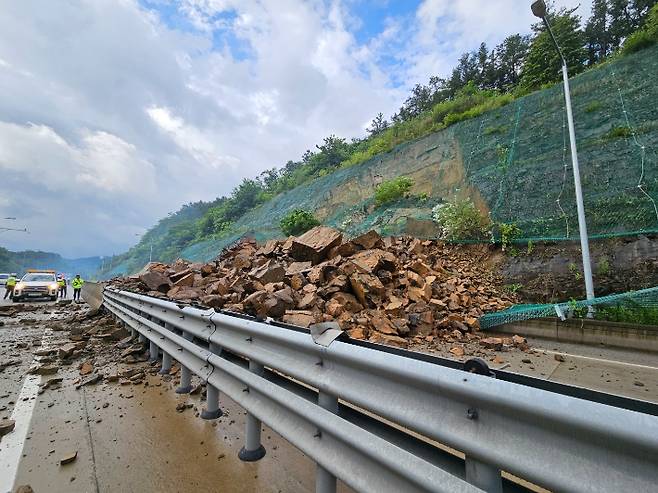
[531,0,595,304]
[135,233,153,264]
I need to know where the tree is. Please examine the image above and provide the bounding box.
[259,168,279,190]
[631,0,658,26]
[309,135,351,173]
[520,7,587,90]
[367,112,389,136]
[224,178,264,221]
[623,3,658,53]
[494,34,531,90]
[586,0,611,64]
[609,0,635,49]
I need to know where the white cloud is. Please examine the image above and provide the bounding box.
[0,122,157,196]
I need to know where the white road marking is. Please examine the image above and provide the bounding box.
[534,348,658,371]
[0,327,53,493]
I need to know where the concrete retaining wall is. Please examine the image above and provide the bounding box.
[493,318,658,353]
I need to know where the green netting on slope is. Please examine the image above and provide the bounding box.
[453,46,658,241]
[479,286,658,329]
[180,46,658,263]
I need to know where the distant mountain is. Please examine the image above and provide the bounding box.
[0,247,102,279]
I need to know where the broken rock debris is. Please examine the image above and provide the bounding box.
[111,227,525,354]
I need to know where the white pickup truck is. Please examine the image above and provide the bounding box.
[12,270,59,302]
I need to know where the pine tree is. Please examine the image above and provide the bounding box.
[609,0,634,49]
[585,0,610,64]
[367,113,389,137]
[494,34,531,90]
[520,7,587,90]
[631,0,658,26]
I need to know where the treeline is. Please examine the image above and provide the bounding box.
[0,247,101,277]
[386,0,656,127]
[108,1,658,274]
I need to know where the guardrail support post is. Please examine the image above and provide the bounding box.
[175,332,194,394]
[202,340,222,419]
[159,351,172,375]
[149,340,159,363]
[316,391,339,493]
[201,384,222,419]
[238,361,266,462]
[138,333,146,343]
[465,456,502,493]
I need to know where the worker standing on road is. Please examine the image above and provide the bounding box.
[71,274,84,302]
[3,274,17,299]
[57,275,67,299]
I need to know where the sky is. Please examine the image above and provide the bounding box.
[0,0,591,258]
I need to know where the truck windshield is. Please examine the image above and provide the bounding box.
[22,274,55,282]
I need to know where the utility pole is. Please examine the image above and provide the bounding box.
[531,0,595,306]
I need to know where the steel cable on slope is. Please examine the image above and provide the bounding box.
[613,71,658,224]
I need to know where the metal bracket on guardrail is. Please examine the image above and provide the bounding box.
[310,322,343,347]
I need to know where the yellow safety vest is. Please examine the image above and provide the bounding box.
[58,279,65,287]
[6,277,16,287]
[72,278,84,289]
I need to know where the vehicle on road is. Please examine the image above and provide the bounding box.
[12,269,59,302]
[0,273,9,286]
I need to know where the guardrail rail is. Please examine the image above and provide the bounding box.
[95,284,658,493]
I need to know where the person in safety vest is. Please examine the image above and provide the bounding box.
[57,275,67,299]
[72,274,84,301]
[3,274,17,300]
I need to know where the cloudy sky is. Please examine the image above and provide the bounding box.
[0,0,590,258]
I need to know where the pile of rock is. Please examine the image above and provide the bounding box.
[111,227,518,350]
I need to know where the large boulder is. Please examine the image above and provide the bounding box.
[290,226,343,264]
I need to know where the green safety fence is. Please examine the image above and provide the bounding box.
[479,285,658,329]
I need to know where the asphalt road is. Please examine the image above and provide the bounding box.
[0,298,353,493]
[1,297,657,493]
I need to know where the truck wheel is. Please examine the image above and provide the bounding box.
[12,297,20,303]
[50,296,57,301]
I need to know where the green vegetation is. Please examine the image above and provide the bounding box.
[596,256,611,276]
[374,177,414,207]
[497,223,522,252]
[595,300,658,325]
[604,126,633,139]
[584,101,603,113]
[503,283,523,294]
[623,4,658,54]
[432,198,492,241]
[280,209,320,236]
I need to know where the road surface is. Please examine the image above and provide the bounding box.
[1,296,656,493]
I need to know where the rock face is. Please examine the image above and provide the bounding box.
[110,228,520,351]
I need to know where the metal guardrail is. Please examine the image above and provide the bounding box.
[97,285,658,493]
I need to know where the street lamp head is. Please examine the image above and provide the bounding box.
[531,0,547,18]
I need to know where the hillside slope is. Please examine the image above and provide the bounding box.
[109,45,658,274]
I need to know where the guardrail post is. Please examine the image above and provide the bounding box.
[175,332,195,394]
[149,340,159,363]
[238,361,266,462]
[159,322,174,375]
[201,340,222,419]
[465,456,502,493]
[316,391,339,493]
[202,384,222,419]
